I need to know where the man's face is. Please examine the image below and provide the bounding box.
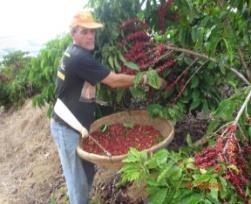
[73,27,96,50]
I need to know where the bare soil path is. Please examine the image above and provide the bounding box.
[0,100,66,204]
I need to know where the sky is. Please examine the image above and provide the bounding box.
[0,0,88,57]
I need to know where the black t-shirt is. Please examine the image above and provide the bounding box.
[54,44,110,129]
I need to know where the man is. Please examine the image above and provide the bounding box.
[50,10,144,204]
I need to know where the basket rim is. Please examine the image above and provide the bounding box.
[77,110,174,162]
[77,128,174,161]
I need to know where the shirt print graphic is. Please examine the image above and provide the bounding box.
[79,81,96,103]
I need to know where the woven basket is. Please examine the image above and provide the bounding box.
[77,110,174,170]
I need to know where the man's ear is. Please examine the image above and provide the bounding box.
[70,27,79,36]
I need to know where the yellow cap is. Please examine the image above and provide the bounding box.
[70,11,103,29]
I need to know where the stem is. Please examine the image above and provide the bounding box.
[164,45,250,85]
[194,121,232,147]
[195,88,251,147]
[237,123,247,141]
[229,68,250,85]
[238,48,251,80]
[184,61,208,87]
[172,60,208,103]
[211,121,233,137]
[233,88,251,125]
[165,58,198,90]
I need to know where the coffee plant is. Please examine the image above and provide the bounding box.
[0,35,71,114]
[120,86,251,203]
[88,0,250,122]
[0,51,32,107]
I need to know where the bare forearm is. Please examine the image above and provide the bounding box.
[101,72,135,88]
[111,73,135,88]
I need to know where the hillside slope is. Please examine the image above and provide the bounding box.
[0,100,66,204]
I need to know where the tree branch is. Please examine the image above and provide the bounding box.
[194,87,251,147]
[172,60,208,103]
[237,48,251,81]
[233,87,251,125]
[164,45,250,85]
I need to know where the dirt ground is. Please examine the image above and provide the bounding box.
[0,100,67,204]
[0,99,208,204]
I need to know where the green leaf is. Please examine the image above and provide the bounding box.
[207,37,221,56]
[213,99,236,121]
[100,124,108,133]
[207,189,220,204]
[178,27,190,45]
[200,168,207,175]
[194,27,205,48]
[191,26,198,43]
[202,99,209,113]
[157,165,172,183]
[192,90,200,101]
[124,61,140,71]
[203,199,213,204]
[186,134,193,147]
[146,69,161,89]
[149,188,167,204]
[222,38,234,63]
[123,120,134,129]
[205,25,216,41]
[127,171,141,180]
[207,62,216,70]
[168,166,183,181]
[122,148,141,163]
[219,177,228,199]
[193,173,211,185]
[206,120,219,134]
[190,98,201,111]
[147,149,168,168]
[248,126,251,138]
[218,58,226,75]
[191,76,199,89]
[147,104,164,118]
[179,193,203,204]
[115,88,125,104]
[147,179,160,188]
[167,105,182,120]
[133,72,144,87]
[129,87,146,99]
[209,179,219,202]
[118,52,126,63]
[114,56,121,72]
[184,157,195,170]
[108,56,114,69]
[227,164,239,174]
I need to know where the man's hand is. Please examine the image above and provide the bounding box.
[81,128,89,138]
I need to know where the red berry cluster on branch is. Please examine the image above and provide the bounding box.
[117,18,194,103]
[121,31,150,45]
[120,18,149,33]
[120,19,176,73]
[158,0,173,33]
[194,124,251,200]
